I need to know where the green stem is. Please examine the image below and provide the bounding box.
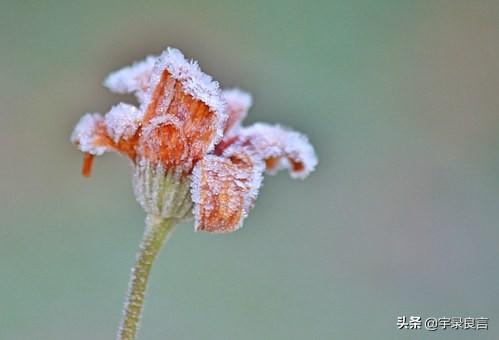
[117,216,176,340]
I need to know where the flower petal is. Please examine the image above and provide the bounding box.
[104,55,157,104]
[105,103,143,144]
[222,88,252,134]
[219,123,318,179]
[71,105,142,176]
[139,48,227,172]
[71,113,114,176]
[191,152,263,233]
[70,113,112,156]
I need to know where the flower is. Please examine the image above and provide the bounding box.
[71,46,319,340]
[71,47,317,232]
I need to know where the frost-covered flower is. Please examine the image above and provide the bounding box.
[71,47,317,232]
[71,47,318,340]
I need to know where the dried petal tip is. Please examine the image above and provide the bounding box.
[104,55,157,102]
[223,88,252,134]
[228,123,318,179]
[104,103,143,143]
[70,113,108,155]
[191,154,263,233]
[81,153,94,177]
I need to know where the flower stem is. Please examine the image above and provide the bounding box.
[118,216,176,340]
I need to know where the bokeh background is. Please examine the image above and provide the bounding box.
[1,1,498,339]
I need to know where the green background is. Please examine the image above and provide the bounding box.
[1,1,498,339]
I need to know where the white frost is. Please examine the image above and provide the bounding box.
[222,88,252,133]
[191,154,264,233]
[229,123,318,179]
[146,47,228,150]
[190,160,203,230]
[104,55,157,102]
[70,113,108,155]
[104,103,143,143]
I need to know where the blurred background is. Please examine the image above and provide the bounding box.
[1,1,498,339]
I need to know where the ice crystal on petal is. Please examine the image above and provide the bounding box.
[222,88,252,134]
[191,153,263,233]
[70,113,108,155]
[71,45,318,233]
[224,123,318,179]
[146,47,227,148]
[104,55,157,103]
[140,114,190,170]
[139,48,228,172]
[105,103,143,143]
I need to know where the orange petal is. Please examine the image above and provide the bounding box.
[104,55,157,104]
[191,152,263,233]
[222,88,252,134]
[71,110,139,176]
[81,153,95,177]
[71,113,112,155]
[139,48,227,172]
[218,123,318,179]
[102,103,142,160]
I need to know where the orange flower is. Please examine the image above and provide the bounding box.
[71,47,317,232]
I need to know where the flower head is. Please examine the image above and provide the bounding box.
[71,47,317,232]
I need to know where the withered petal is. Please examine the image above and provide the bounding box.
[104,55,157,104]
[191,152,264,233]
[70,108,140,176]
[139,48,227,172]
[219,123,318,179]
[222,88,252,135]
[71,113,112,155]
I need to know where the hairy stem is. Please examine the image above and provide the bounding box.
[117,216,176,340]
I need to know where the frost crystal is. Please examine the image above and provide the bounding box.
[191,153,264,233]
[146,47,227,149]
[71,45,318,233]
[225,123,318,179]
[133,159,192,220]
[222,88,252,134]
[105,103,143,143]
[104,55,157,103]
[70,113,108,155]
